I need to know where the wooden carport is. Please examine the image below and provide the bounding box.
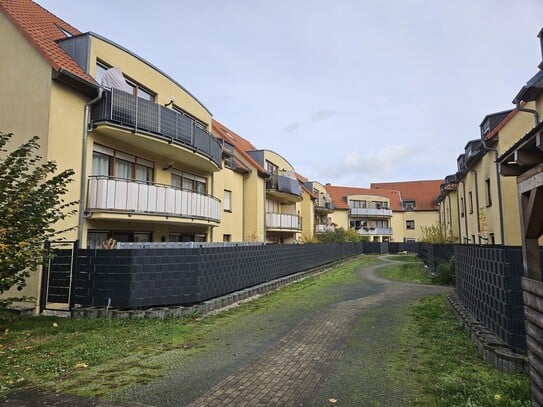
[500,120,543,406]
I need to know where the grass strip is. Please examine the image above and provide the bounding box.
[0,255,378,397]
[378,259,435,284]
[390,295,530,406]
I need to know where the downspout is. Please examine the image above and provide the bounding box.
[77,88,104,246]
[459,180,469,243]
[480,133,505,245]
[516,100,540,127]
[455,188,462,243]
[469,169,481,242]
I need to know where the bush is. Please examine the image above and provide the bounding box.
[435,257,455,285]
[316,227,369,243]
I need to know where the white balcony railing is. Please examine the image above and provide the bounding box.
[349,207,392,217]
[356,227,393,236]
[265,212,302,231]
[315,224,335,233]
[87,176,220,222]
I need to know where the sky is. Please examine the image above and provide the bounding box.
[36,0,543,187]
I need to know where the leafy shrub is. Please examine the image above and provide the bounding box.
[434,257,455,285]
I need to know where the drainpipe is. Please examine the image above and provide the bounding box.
[469,169,481,242]
[458,180,469,243]
[516,100,540,127]
[77,88,104,246]
[480,133,505,245]
[454,188,462,243]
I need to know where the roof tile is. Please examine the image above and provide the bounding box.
[0,0,95,84]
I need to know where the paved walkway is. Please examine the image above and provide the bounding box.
[1,256,451,406]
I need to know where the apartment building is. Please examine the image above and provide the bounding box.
[438,107,535,245]
[371,180,442,243]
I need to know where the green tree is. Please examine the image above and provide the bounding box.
[420,223,457,243]
[0,132,77,294]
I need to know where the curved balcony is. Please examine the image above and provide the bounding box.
[349,207,392,217]
[86,176,220,223]
[314,197,334,214]
[91,89,222,170]
[266,174,302,203]
[265,212,302,231]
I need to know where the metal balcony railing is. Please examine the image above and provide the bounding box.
[315,197,334,212]
[91,89,222,167]
[266,173,302,197]
[349,207,392,217]
[356,227,393,236]
[87,176,221,222]
[265,212,302,231]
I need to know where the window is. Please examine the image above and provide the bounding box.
[485,179,492,207]
[171,171,207,194]
[403,200,416,211]
[350,200,366,208]
[468,191,473,214]
[95,61,109,84]
[92,145,154,182]
[490,233,495,245]
[96,60,155,101]
[406,220,415,230]
[87,230,151,248]
[224,190,232,212]
[460,197,465,217]
[223,234,231,242]
[266,161,279,174]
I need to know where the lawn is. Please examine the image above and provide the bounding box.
[378,256,436,284]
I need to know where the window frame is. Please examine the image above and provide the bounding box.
[406,220,415,230]
[485,178,492,207]
[223,190,232,212]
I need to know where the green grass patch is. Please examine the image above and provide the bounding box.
[0,255,378,397]
[386,254,420,262]
[390,295,530,406]
[378,261,435,284]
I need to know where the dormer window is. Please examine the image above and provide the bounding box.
[55,24,73,38]
[403,200,416,211]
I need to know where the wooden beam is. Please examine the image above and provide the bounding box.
[518,162,543,194]
[500,163,525,177]
[515,150,543,167]
[523,188,543,237]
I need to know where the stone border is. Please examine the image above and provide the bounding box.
[447,292,526,374]
[70,260,343,320]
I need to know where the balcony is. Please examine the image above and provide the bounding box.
[91,89,222,168]
[266,173,303,203]
[349,207,392,217]
[315,224,335,233]
[314,196,334,213]
[356,227,393,236]
[87,176,221,222]
[265,213,302,231]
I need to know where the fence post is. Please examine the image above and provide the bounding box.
[39,241,51,314]
[68,240,79,311]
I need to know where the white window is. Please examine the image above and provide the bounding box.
[224,190,232,212]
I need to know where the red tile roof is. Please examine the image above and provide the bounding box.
[370,180,442,210]
[0,0,95,84]
[212,120,268,176]
[324,185,403,210]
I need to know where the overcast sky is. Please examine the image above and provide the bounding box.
[37,0,543,187]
